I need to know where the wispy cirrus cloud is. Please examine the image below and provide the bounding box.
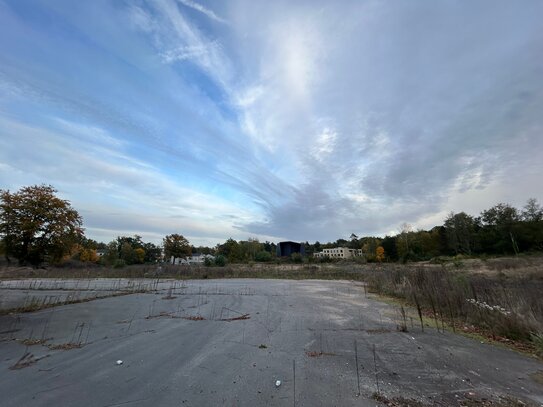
[176,0,227,24]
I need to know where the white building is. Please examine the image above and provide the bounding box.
[171,256,189,265]
[171,254,215,265]
[313,247,363,259]
[187,253,215,264]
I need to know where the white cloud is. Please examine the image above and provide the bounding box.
[176,0,227,24]
[160,42,219,63]
[312,127,337,159]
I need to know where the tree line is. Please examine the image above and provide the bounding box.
[0,185,280,266]
[303,199,542,262]
[1,185,542,266]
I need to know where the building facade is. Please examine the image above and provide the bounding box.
[313,247,363,259]
[276,241,305,257]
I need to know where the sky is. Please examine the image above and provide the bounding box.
[0,0,542,246]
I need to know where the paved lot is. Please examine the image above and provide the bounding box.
[0,279,542,406]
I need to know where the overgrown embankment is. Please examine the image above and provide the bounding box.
[364,263,543,355]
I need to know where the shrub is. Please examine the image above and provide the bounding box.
[255,251,272,262]
[214,255,227,267]
[318,255,332,263]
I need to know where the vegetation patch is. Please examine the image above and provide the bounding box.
[9,352,49,370]
[305,351,336,357]
[17,338,48,346]
[182,315,205,321]
[366,266,543,357]
[0,290,146,316]
[220,313,250,321]
[47,342,83,350]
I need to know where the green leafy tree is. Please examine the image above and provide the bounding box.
[480,203,519,227]
[349,233,359,249]
[516,198,543,252]
[522,198,543,222]
[217,238,243,263]
[114,235,144,265]
[263,241,277,254]
[479,203,520,254]
[237,238,262,261]
[163,234,191,260]
[143,242,162,263]
[119,242,135,264]
[0,185,83,265]
[419,229,442,259]
[380,236,398,261]
[101,241,119,266]
[444,212,476,255]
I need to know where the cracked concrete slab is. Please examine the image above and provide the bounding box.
[0,279,541,406]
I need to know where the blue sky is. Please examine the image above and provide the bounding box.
[1,0,542,246]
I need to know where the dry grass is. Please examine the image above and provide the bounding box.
[17,338,48,346]
[47,342,83,350]
[9,352,49,370]
[220,313,250,321]
[182,315,205,321]
[365,261,543,353]
[305,351,336,357]
[0,290,148,316]
[0,262,387,281]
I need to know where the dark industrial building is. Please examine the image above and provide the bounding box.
[276,241,305,257]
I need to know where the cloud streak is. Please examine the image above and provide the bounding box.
[176,0,227,24]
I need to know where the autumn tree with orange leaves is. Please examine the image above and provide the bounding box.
[376,246,385,262]
[0,185,83,266]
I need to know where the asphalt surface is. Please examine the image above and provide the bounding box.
[0,279,542,406]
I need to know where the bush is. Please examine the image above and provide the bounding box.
[214,255,227,267]
[255,251,272,262]
[290,253,303,263]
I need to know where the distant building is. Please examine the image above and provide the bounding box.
[313,247,363,259]
[276,241,305,257]
[187,253,215,265]
[170,253,214,265]
[171,256,189,265]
